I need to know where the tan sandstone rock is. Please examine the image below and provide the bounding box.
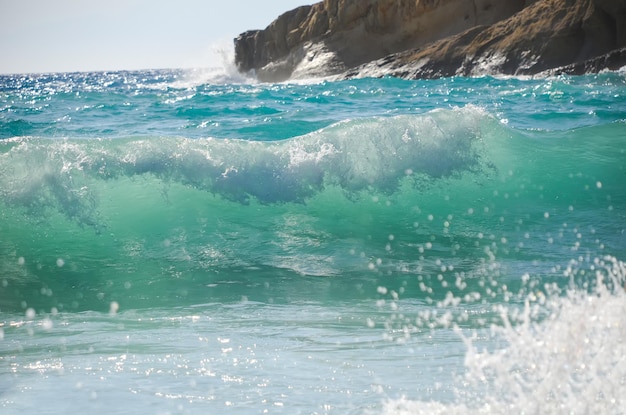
[235,0,526,81]
[360,0,626,79]
[235,0,626,81]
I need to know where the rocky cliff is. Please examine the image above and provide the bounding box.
[235,0,626,81]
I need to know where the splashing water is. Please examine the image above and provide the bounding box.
[381,256,626,415]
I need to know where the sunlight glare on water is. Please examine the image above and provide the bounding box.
[1,68,625,414]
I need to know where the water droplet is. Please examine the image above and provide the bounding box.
[42,318,53,330]
[109,301,119,315]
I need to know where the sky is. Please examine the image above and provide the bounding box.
[0,0,310,74]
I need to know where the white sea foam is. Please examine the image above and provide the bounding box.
[380,256,626,415]
[174,43,257,87]
[0,107,492,218]
[290,41,343,81]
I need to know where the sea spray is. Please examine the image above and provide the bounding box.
[380,256,626,414]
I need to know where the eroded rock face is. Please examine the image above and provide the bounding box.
[353,0,626,79]
[234,0,626,81]
[234,0,526,81]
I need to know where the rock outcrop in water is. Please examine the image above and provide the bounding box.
[234,0,626,81]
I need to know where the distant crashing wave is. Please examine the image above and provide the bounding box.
[0,106,493,225]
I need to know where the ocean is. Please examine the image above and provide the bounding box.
[1,66,625,414]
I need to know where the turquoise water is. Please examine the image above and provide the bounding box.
[1,69,626,414]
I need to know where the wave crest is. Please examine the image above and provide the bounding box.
[0,106,493,225]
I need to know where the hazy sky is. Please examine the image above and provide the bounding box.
[0,0,310,74]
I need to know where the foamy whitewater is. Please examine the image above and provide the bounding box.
[1,65,625,414]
